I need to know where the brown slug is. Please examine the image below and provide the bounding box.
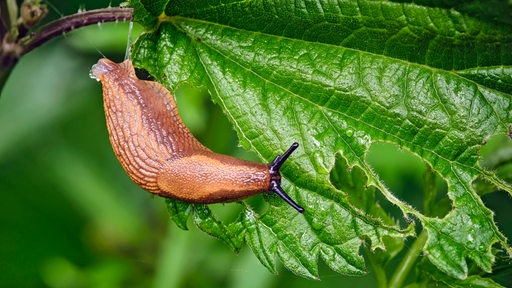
[90,58,304,213]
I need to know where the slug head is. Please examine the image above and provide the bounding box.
[269,143,304,213]
[90,58,135,82]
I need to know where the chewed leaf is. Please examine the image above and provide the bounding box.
[130,0,512,280]
[242,184,410,279]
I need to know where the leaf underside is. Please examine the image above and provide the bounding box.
[129,0,512,280]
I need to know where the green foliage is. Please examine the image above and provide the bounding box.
[129,0,512,285]
[1,0,510,286]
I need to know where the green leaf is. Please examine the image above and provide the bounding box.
[166,200,245,253]
[457,66,512,95]
[411,258,506,288]
[128,0,157,28]
[138,0,166,17]
[474,135,512,195]
[166,198,192,230]
[129,0,512,280]
[191,204,244,253]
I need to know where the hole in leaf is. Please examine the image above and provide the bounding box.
[365,142,449,218]
[475,134,512,196]
[208,202,247,224]
[481,192,512,252]
[329,153,406,225]
[478,134,512,247]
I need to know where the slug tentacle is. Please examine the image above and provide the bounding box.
[270,142,299,172]
[92,58,304,213]
[269,143,304,213]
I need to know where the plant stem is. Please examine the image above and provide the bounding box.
[423,167,437,216]
[0,7,133,91]
[388,230,428,288]
[21,7,133,56]
[365,248,388,288]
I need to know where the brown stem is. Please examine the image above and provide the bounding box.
[0,7,133,91]
[21,7,133,55]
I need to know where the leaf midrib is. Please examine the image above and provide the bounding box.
[189,27,496,176]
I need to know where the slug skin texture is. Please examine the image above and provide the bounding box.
[90,59,271,203]
[91,58,304,212]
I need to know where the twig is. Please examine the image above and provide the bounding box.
[21,7,133,55]
[0,7,133,90]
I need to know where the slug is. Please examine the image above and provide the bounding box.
[90,58,304,213]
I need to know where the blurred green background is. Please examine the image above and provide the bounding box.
[1,1,511,287]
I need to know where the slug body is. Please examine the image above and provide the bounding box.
[91,59,303,212]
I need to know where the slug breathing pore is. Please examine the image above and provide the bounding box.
[90,58,304,213]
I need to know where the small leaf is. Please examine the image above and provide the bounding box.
[166,199,191,230]
[413,258,506,288]
[138,0,166,17]
[191,205,244,253]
